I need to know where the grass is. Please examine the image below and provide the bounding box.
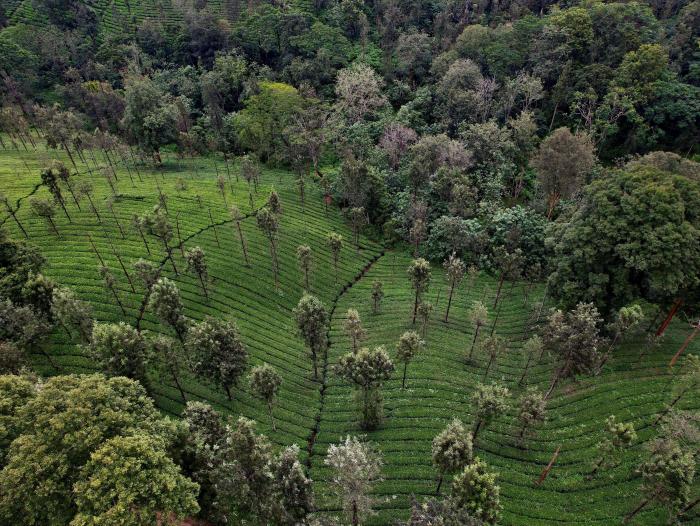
[1,140,698,525]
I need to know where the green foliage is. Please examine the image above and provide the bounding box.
[451,458,501,525]
[548,166,700,317]
[432,418,473,493]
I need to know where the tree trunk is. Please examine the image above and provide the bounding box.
[534,445,561,486]
[435,473,444,496]
[86,193,102,223]
[312,348,318,380]
[669,322,699,368]
[519,353,533,386]
[444,282,455,323]
[656,299,683,336]
[136,226,150,255]
[623,497,650,524]
[412,290,419,325]
[493,273,505,309]
[269,401,276,431]
[402,362,408,389]
[352,500,359,526]
[473,420,483,444]
[224,383,232,401]
[169,362,187,403]
[198,273,209,298]
[484,350,496,380]
[468,325,481,360]
[8,210,29,238]
[235,221,250,267]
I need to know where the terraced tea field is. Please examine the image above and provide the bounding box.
[1,142,698,524]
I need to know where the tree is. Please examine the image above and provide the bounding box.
[432,419,473,495]
[29,197,58,235]
[256,207,280,288]
[451,458,501,525]
[518,335,543,386]
[148,277,188,343]
[185,246,209,298]
[541,303,606,398]
[51,286,93,343]
[396,330,424,388]
[371,281,384,314]
[40,163,71,222]
[344,308,366,353]
[186,316,248,401]
[151,335,187,403]
[0,193,28,239]
[380,123,418,171]
[491,247,524,309]
[443,253,465,323]
[294,294,329,381]
[471,383,510,444]
[324,436,383,526]
[348,207,366,252]
[0,375,184,525]
[270,444,315,525]
[249,363,282,430]
[601,304,644,365]
[99,265,126,316]
[467,302,489,361]
[234,81,304,162]
[408,258,431,325]
[72,434,199,525]
[87,322,150,387]
[334,63,387,124]
[548,166,700,320]
[143,207,179,274]
[624,440,696,523]
[297,244,312,291]
[335,346,395,430]
[230,205,251,267]
[327,232,344,280]
[530,127,596,218]
[517,388,547,446]
[479,335,506,380]
[589,415,636,479]
[400,496,485,526]
[417,301,433,338]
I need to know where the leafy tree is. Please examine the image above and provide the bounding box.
[530,127,596,218]
[443,253,465,323]
[479,335,507,381]
[0,300,51,366]
[396,330,424,388]
[297,244,312,291]
[518,335,543,386]
[432,419,473,495]
[517,388,547,446]
[548,166,700,318]
[327,232,344,280]
[589,415,636,479]
[451,458,501,525]
[29,197,58,236]
[51,286,93,342]
[99,265,126,316]
[40,163,71,222]
[491,247,524,309]
[270,444,315,525]
[371,280,384,314]
[467,301,489,361]
[408,258,431,325]
[348,207,366,252]
[0,375,181,525]
[0,375,36,463]
[185,246,209,298]
[186,316,248,401]
[471,383,510,444]
[542,303,606,398]
[324,436,383,526]
[20,271,55,321]
[344,308,366,353]
[0,342,26,375]
[335,346,395,430]
[148,277,188,343]
[294,294,329,380]
[234,81,304,163]
[602,304,644,365]
[87,322,150,387]
[72,434,199,525]
[334,63,387,124]
[151,335,187,403]
[256,207,280,288]
[625,440,696,523]
[143,207,179,274]
[249,363,282,430]
[230,205,251,267]
[417,301,433,338]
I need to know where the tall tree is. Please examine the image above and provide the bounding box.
[588,415,636,479]
[249,363,282,430]
[294,294,328,381]
[327,232,344,281]
[324,436,383,526]
[396,330,424,388]
[229,205,250,267]
[344,308,366,353]
[87,322,150,388]
[186,316,248,401]
[296,244,312,291]
[151,335,188,403]
[517,388,547,446]
[471,383,511,444]
[371,281,384,314]
[335,346,395,430]
[256,207,280,288]
[407,258,432,325]
[451,458,501,525]
[432,419,473,495]
[185,246,209,298]
[148,277,189,342]
[443,253,465,323]
[467,301,489,361]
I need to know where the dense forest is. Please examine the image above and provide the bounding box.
[0,0,699,524]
